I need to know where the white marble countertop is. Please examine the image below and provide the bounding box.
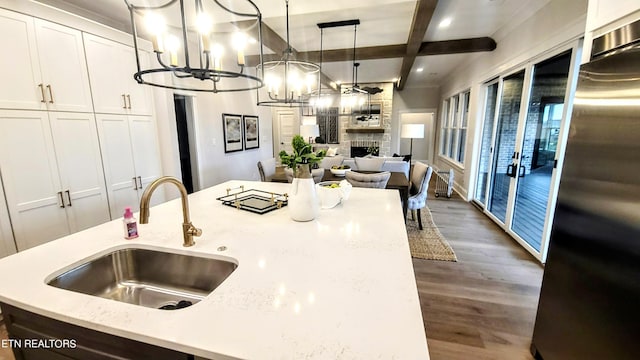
[0,180,429,359]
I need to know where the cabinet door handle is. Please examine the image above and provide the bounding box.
[46,84,54,103]
[65,190,72,207]
[137,176,143,190]
[58,191,65,208]
[126,94,132,109]
[122,94,127,109]
[132,177,138,190]
[38,84,46,103]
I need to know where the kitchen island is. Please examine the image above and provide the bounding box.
[0,180,429,359]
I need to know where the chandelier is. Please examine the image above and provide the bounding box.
[124,0,265,93]
[339,22,373,116]
[256,0,320,107]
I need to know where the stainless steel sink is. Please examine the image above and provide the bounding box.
[47,247,237,310]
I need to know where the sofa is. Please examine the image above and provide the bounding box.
[335,156,411,178]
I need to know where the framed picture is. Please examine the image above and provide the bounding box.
[222,113,243,153]
[243,115,260,150]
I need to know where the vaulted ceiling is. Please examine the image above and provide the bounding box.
[35,0,550,89]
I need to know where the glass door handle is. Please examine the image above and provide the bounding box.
[506,164,516,178]
[519,165,526,178]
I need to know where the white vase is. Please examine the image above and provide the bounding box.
[288,165,319,222]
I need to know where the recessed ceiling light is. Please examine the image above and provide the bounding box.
[439,18,452,28]
[416,68,424,73]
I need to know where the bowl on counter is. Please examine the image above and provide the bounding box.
[316,180,352,209]
[329,165,351,177]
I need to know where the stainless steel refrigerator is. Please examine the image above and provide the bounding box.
[530,19,640,360]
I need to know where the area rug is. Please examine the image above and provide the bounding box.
[406,208,457,262]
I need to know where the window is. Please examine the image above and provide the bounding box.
[439,90,470,165]
[316,107,339,144]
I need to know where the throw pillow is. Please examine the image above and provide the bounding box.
[326,147,338,157]
[393,153,411,162]
[355,157,385,171]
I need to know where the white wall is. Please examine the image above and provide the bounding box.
[391,86,440,154]
[435,0,588,199]
[148,32,275,194]
[398,112,435,164]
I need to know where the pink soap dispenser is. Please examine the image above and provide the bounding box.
[123,207,139,239]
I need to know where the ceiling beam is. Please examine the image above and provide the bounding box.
[418,37,496,55]
[233,20,337,91]
[397,0,438,90]
[245,37,495,65]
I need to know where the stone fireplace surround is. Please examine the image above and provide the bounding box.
[334,83,393,157]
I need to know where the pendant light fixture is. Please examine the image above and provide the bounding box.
[124,0,265,93]
[256,0,320,107]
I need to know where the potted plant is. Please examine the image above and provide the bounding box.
[278,135,326,222]
[279,135,327,178]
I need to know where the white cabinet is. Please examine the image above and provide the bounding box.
[96,114,164,215]
[0,9,93,112]
[83,34,153,116]
[0,110,111,251]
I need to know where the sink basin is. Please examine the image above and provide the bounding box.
[47,247,237,310]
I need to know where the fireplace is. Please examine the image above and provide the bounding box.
[350,140,380,157]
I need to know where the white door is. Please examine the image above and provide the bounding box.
[34,19,93,113]
[276,110,296,155]
[0,110,70,251]
[49,112,111,231]
[83,33,129,115]
[129,115,165,205]
[125,47,153,116]
[0,9,44,110]
[95,114,140,214]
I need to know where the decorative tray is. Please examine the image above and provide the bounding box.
[216,186,288,214]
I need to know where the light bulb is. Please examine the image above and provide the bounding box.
[196,13,213,52]
[196,13,213,35]
[212,44,223,71]
[165,35,180,67]
[233,32,247,66]
[145,13,166,53]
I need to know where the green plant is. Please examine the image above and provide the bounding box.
[279,135,326,176]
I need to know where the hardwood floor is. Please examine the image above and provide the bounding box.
[0,181,544,360]
[417,182,544,360]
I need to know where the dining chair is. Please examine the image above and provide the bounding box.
[257,158,276,182]
[284,167,324,183]
[345,171,391,189]
[407,162,433,230]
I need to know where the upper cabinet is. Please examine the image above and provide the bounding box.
[83,34,153,116]
[0,9,93,112]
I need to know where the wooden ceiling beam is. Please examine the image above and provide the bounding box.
[245,37,495,65]
[418,37,497,55]
[397,0,438,90]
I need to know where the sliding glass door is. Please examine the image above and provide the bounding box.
[511,51,573,251]
[487,70,525,223]
[473,45,578,261]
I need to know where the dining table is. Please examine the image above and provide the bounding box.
[271,168,410,220]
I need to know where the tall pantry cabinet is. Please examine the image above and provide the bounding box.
[84,34,165,215]
[0,8,165,253]
[0,111,110,251]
